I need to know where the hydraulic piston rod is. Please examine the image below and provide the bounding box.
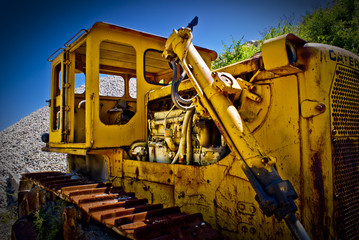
[163,23,310,240]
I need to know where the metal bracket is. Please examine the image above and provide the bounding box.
[192,97,209,117]
[301,100,326,118]
[212,72,242,95]
[237,78,262,103]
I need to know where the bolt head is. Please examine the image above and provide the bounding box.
[261,157,269,164]
[249,206,256,213]
[315,103,326,112]
[239,204,245,211]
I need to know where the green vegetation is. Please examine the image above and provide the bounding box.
[0,206,17,224]
[261,17,302,41]
[212,37,261,69]
[213,0,359,68]
[301,0,359,55]
[34,200,67,240]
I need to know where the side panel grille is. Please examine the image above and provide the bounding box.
[331,65,359,240]
[331,66,359,136]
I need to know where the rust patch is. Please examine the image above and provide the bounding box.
[297,46,313,71]
[135,166,139,180]
[310,152,329,239]
[312,153,324,210]
[19,171,220,239]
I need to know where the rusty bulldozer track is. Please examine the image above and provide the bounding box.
[19,171,219,240]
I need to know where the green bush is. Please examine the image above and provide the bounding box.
[301,0,359,55]
[214,0,359,68]
[212,37,261,69]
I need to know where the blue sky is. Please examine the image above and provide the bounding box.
[0,0,331,131]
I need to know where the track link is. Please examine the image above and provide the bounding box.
[20,172,219,240]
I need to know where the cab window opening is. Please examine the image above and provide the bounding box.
[144,49,178,85]
[98,41,137,125]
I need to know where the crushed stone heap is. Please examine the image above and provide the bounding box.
[0,76,128,207]
[0,106,66,207]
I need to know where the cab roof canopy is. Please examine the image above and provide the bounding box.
[54,21,217,61]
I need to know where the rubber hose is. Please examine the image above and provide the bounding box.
[171,109,194,164]
[186,109,194,164]
[170,60,195,111]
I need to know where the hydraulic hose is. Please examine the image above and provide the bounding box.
[186,110,194,164]
[171,109,194,164]
[170,60,196,111]
[174,63,197,105]
[164,20,311,240]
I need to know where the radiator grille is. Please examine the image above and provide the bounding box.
[331,65,359,240]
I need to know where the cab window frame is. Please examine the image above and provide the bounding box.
[143,48,173,86]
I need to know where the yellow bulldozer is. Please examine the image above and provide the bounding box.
[12,18,359,239]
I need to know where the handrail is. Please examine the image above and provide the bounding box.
[48,29,88,62]
[47,48,64,62]
[64,29,88,47]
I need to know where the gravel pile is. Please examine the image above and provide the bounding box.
[0,76,134,208]
[0,106,66,207]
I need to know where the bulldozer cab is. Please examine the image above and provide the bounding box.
[46,22,216,153]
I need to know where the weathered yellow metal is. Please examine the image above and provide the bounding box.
[34,20,359,240]
[163,27,274,170]
[47,22,216,152]
[262,33,306,74]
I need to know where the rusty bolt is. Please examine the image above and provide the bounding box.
[315,103,326,113]
[261,157,270,165]
[239,203,245,211]
[241,226,248,233]
[250,227,256,234]
[249,206,256,214]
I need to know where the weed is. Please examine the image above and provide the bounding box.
[0,206,17,224]
[33,200,68,240]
